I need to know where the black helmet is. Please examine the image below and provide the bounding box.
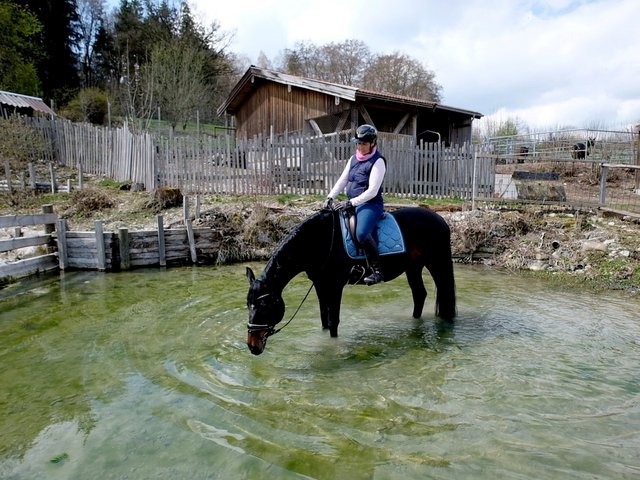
[351,124,377,144]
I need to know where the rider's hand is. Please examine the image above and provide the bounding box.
[334,200,354,211]
[322,197,334,210]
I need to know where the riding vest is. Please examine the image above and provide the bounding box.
[346,150,386,205]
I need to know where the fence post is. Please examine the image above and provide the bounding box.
[4,161,12,194]
[56,219,68,269]
[118,228,130,270]
[49,162,57,193]
[472,150,478,211]
[635,124,640,192]
[95,221,106,271]
[599,164,608,206]
[29,162,36,189]
[157,215,166,267]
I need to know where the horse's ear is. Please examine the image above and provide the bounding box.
[246,267,256,285]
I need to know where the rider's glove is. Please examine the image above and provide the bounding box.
[322,197,334,210]
[335,200,354,212]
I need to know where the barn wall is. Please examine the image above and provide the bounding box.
[235,82,348,138]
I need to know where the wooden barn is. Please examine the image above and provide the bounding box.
[217,66,482,146]
[0,90,55,118]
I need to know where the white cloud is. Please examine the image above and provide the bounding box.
[166,0,640,129]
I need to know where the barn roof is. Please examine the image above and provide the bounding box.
[0,90,55,116]
[217,66,482,119]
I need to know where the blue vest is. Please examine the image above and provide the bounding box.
[346,150,385,205]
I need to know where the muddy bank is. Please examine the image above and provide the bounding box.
[168,201,640,294]
[2,188,639,293]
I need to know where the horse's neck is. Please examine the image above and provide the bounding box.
[262,212,332,292]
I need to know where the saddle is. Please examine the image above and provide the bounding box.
[339,211,405,260]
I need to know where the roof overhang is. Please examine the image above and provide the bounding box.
[0,90,55,116]
[217,67,483,120]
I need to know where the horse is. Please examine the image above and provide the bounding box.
[571,138,595,160]
[245,207,457,355]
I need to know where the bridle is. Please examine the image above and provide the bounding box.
[246,288,313,340]
[246,208,339,340]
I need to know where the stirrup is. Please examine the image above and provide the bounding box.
[363,271,384,285]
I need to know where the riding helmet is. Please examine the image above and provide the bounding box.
[351,124,378,144]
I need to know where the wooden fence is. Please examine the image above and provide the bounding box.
[18,117,492,199]
[0,206,59,282]
[6,117,640,214]
[0,198,224,284]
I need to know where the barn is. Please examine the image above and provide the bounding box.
[217,66,482,146]
[0,90,55,118]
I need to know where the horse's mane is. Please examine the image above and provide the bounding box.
[262,210,332,281]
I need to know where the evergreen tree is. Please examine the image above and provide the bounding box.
[14,0,81,106]
[0,1,42,95]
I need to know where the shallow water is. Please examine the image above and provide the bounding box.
[0,265,639,479]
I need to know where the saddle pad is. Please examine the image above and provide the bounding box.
[340,212,406,259]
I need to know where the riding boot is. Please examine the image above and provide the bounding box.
[361,235,384,285]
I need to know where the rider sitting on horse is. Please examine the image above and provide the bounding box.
[323,124,386,285]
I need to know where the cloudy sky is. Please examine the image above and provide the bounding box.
[157,0,640,131]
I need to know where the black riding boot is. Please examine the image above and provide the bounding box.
[361,235,384,285]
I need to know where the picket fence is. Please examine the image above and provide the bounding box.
[27,117,493,200]
[11,117,640,214]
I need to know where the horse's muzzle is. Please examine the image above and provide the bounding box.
[247,331,268,355]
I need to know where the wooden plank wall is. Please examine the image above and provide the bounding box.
[1,201,229,283]
[0,206,59,282]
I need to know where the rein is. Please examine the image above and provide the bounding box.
[247,209,338,339]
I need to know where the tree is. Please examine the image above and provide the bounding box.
[277,40,441,102]
[14,0,81,106]
[76,0,105,87]
[320,39,370,86]
[362,52,441,101]
[148,38,212,130]
[0,1,42,95]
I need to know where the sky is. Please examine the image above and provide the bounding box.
[117,0,640,133]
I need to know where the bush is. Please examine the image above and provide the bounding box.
[59,88,109,125]
[0,115,47,170]
[66,187,114,217]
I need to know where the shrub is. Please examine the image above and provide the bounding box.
[59,88,109,125]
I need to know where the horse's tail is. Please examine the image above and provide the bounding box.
[434,235,457,321]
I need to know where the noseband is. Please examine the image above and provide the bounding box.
[247,293,279,338]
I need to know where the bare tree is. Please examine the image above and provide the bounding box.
[148,38,212,130]
[362,52,441,101]
[116,46,156,131]
[277,40,441,101]
[77,0,105,87]
[320,39,370,85]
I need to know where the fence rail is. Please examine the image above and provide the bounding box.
[0,206,58,282]
[4,117,640,214]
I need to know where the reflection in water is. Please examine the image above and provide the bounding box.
[1,265,639,479]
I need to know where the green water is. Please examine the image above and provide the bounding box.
[0,265,639,479]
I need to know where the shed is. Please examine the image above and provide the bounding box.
[0,90,55,118]
[217,66,482,146]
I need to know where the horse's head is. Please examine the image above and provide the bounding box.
[245,267,285,355]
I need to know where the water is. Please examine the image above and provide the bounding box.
[0,265,639,479]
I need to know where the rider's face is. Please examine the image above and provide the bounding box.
[356,142,373,154]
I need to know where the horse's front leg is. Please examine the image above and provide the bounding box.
[405,266,427,319]
[314,280,345,337]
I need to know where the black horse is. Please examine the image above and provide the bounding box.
[245,207,456,355]
[571,138,595,160]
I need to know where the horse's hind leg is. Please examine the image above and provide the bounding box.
[405,267,427,319]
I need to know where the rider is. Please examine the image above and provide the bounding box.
[323,124,386,285]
